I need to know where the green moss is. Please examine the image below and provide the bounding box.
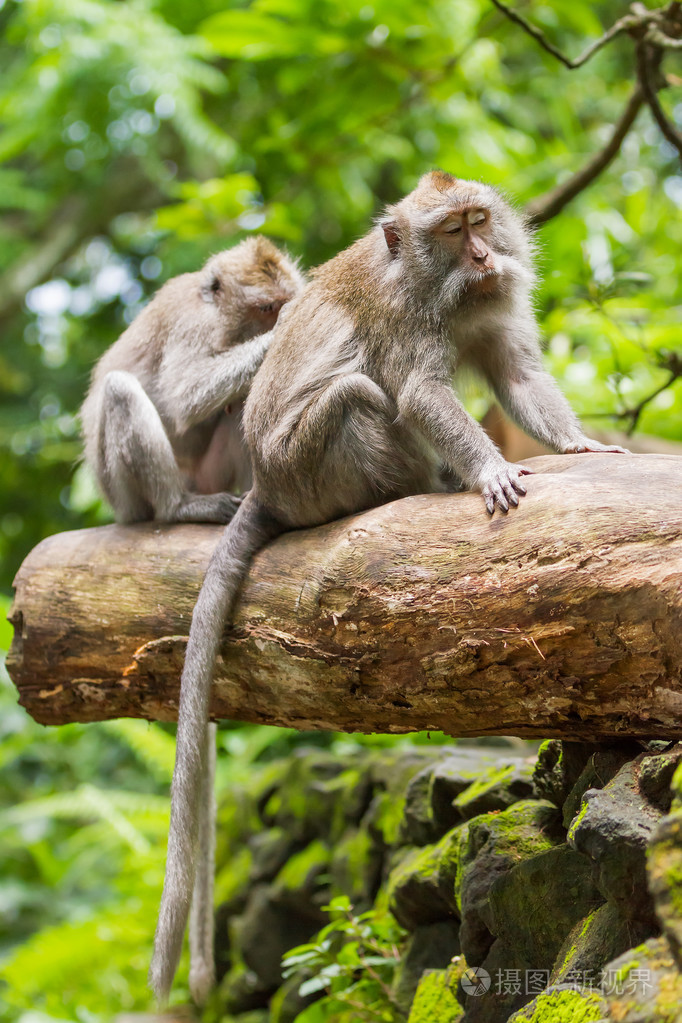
[474,800,559,859]
[274,838,330,891]
[388,826,464,899]
[452,763,520,807]
[567,797,590,841]
[372,787,408,847]
[655,969,682,1019]
[511,989,606,1022]
[671,761,682,806]
[558,942,577,973]
[579,909,598,938]
[453,822,470,915]
[648,815,682,931]
[537,739,555,760]
[214,845,252,906]
[407,968,464,1023]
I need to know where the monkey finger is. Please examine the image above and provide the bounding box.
[494,484,509,513]
[502,479,519,507]
[511,477,527,496]
[517,465,534,476]
[483,488,496,515]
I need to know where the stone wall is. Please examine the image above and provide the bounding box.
[212,738,682,1023]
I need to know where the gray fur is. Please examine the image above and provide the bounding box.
[79,237,304,1007]
[150,172,627,1004]
[80,237,305,524]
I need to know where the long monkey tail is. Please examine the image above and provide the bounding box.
[149,492,281,1006]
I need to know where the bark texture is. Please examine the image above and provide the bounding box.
[7,454,682,739]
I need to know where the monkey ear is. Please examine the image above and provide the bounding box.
[381,220,401,258]
[201,273,222,303]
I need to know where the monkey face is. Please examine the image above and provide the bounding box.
[199,238,305,341]
[379,171,535,304]
[436,207,498,282]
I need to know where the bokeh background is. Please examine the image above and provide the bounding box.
[0,0,680,1018]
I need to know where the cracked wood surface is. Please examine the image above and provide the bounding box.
[7,453,682,739]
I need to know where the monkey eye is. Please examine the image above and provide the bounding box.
[210,276,221,293]
[259,303,275,313]
[444,223,462,234]
[468,210,487,226]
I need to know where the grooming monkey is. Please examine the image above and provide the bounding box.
[150,171,627,1004]
[81,236,303,1002]
[81,236,305,524]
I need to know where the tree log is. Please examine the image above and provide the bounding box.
[7,454,682,740]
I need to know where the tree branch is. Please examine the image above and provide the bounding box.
[525,86,644,228]
[612,352,682,434]
[0,159,164,326]
[636,40,682,161]
[489,0,639,69]
[8,454,682,741]
[647,25,682,48]
[0,198,90,322]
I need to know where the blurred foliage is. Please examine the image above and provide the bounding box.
[282,896,407,1022]
[1,0,681,1019]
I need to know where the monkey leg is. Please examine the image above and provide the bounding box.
[274,373,439,525]
[98,371,240,524]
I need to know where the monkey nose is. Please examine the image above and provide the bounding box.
[472,251,489,265]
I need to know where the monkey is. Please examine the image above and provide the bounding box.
[80,236,304,1003]
[149,171,628,1005]
[80,236,305,525]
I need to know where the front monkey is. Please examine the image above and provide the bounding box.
[81,236,304,524]
[150,172,627,1003]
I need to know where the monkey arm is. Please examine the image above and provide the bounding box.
[473,327,610,453]
[160,332,272,432]
[396,372,527,515]
[494,368,585,452]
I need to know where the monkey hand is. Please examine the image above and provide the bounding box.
[564,437,630,455]
[475,460,533,515]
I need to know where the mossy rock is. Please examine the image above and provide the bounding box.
[568,758,662,922]
[647,807,682,967]
[602,936,682,1022]
[366,748,447,848]
[560,742,643,830]
[407,966,464,1023]
[248,826,301,885]
[392,920,460,1013]
[459,938,529,1023]
[487,844,603,974]
[227,1012,269,1023]
[552,902,656,986]
[639,742,682,813]
[506,985,607,1022]
[218,958,271,1015]
[261,751,370,843]
[451,759,536,823]
[458,800,563,964]
[233,882,326,991]
[399,748,513,845]
[532,740,595,809]
[329,824,383,908]
[387,825,466,930]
